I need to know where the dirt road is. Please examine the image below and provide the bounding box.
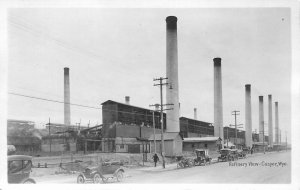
[34,151,290,184]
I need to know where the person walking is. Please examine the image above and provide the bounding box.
[153,153,159,167]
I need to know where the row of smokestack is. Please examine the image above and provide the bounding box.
[214,59,280,147]
[258,95,280,146]
[63,15,281,147]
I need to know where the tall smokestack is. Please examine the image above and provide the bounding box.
[125,96,130,105]
[194,108,197,120]
[268,95,273,147]
[275,102,279,144]
[64,67,71,126]
[166,16,180,132]
[259,96,264,142]
[245,84,252,148]
[213,57,224,142]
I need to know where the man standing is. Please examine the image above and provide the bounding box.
[153,153,159,167]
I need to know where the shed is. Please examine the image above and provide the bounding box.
[148,132,183,157]
[183,137,221,158]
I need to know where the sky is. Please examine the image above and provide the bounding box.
[7,8,291,142]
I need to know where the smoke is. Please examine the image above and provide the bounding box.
[32,131,42,139]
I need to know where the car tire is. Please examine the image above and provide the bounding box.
[77,175,85,184]
[23,179,36,184]
[93,173,102,184]
[116,170,124,182]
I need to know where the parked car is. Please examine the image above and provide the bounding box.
[193,149,212,166]
[217,148,237,162]
[230,149,239,160]
[237,149,247,158]
[242,147,251,154]
[77,161,125,183]
[8,155,36,184]
[177,157,194,169]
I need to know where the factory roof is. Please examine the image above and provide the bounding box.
[101,100,159,112]
[252,142,269,146]
[179,117,213,125]
[183,137,221,142]
[148,132,183,141]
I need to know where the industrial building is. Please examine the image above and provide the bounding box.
[100,99,268,155]
[7,119,41,153]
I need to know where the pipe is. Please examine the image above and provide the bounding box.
[214,58,224,143]
[245,84,252,148]
[64,67,71,126]
[166,16,180,133]
[268,95,273,147]
[259,96,264,142]
[275,102,279,144]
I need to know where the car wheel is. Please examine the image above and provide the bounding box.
[189,160,194,167]
[77,175,85,184]
[102,178,108,183]
[116,170,124,182]
[23,179,36,184]
[93,173,102,184]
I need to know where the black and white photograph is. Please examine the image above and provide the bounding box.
[0,0,299,189]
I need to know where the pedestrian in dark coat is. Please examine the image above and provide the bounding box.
[153,153,159,167]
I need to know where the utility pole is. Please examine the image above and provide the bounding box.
[225,126,229,147]
[285,131,287,152]
[149,104,159,153]
[47,118,51,153]
[153,77,173,169]
[280,129,282,145]
[231,110,240,146]
[229,124,243,147]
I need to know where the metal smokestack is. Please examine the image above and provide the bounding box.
[275,102,279,144]
[194,108,197,120]
[166,16,180,132]
[259,96,264,142]
[125,96,130,105]
[268,95,273,147]
[245,84,252,148]
[213,57,224,142]
[64,67,71,126]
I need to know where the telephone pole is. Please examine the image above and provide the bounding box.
[232,110,240,146]
[285,131,287,151]
[149,104,159,154]
[153,77,173,169]
[46,118,51,153]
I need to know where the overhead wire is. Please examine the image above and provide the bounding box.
[8,92,216,131]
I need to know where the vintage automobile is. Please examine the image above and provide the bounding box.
[193,149,212,166]
[77,161,125,183]
[8,155,36,184]
[242,147,251,154]
[217,148,238,162]
[230,149,240,160]
[237,149,247,159]
[176,156,194,169]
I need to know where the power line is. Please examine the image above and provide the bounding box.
[9,92,101,110]
[9,91,221,131]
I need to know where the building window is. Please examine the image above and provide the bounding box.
[120,144,124,149]
[205,144,208,148]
